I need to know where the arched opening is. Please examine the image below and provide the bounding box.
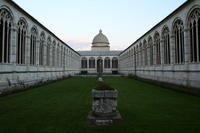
[104,57,110,68]
[30,27,37,65]
[112,57,118,68]
[162,26,171,64]
[143,40,147,66]
[173,19,185,64]
[46,37,51,66]
[17,18,27,64]
[39,32,45,66]
[189,8,200,62]
[139,43,143,66]
[154,32,161,65]
[136,45,139,66]
[97,58,103,73]
[89,57,95,68]
[52,41,56,66]
[0,8,12,64]
[60,46,63,67]
[148,37,153,66]
[81,57,87,68]
[57,44,60,67]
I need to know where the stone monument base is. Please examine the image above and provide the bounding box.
[87,111,122,125]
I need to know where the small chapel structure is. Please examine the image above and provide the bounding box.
[78,30,121,74]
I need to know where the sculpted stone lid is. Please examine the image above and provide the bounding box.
[92,29,110,45]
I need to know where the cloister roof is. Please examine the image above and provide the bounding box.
[78,51,122,56]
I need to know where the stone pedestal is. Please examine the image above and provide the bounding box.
[87,89,122,125]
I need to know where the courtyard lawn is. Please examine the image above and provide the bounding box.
[0,77,200,133]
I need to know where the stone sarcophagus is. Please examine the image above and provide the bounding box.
[88,88,122,125]
[92,89,118,116]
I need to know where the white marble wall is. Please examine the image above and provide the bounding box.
[0,0,80,90]
[119,0,200,89]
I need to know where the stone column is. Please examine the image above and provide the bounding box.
[147,46,150,66]
[36,39,40,66]
[25,33,31,65]
[66,51,69,69]
[49,44,51,67]
[56,45,58,67]
[63,48,67,71]
[68,52,70,69]
[133,53,135,67]
[170,35,175,64]
[142,49,144,67]
[43,41,47,66]
[160,39,164,65]
[10,23,17,64]
[139,50,141,66]
[184,28,190,63]
[153,43,156,65]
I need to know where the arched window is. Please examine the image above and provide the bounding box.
[52,40,56,66]
[17,18,27,64]
[81,57,87,68]
[104,57,110,68]
[112,57,118,68]
[89,57,95,68]
[143,40,147,66]
[189,8,200,62]
[148,37,153,65]
[30,27,37,65]
[162,26,171,64]
[46,37,51,66]
[173,19,185,64]
[39,32,45,66]
[0,8,12,64]
[154,32,161,65]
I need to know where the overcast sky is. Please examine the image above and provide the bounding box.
[13,0,186,51]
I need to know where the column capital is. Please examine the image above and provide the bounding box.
[170,35,175,38]
[160,39,164,43]
[184,28,190,32]
[11,27,17,32]
[26,35,31,39]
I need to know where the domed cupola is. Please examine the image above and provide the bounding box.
[91,30,110,51]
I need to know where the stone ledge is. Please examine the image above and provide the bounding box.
[87,111,122,126]
[92,89,118,98]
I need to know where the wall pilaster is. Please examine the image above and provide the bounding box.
[170,35,175,64]
[184,28,190,63]
[10,24,17,64]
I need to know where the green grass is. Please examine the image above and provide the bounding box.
[0,77,200,133]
